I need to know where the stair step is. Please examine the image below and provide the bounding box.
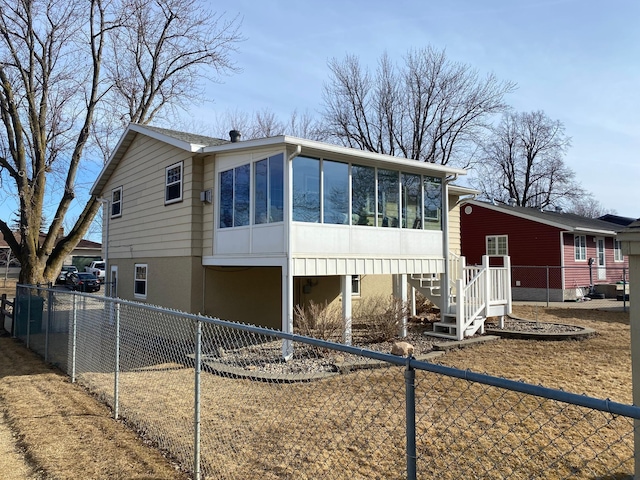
[424,331,458,340]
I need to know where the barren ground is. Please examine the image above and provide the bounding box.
[0,280,633,479]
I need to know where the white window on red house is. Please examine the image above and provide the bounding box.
[134,264,147,298]
[574,235,586,261]
[614,240,623,262]
[486,235,508,256]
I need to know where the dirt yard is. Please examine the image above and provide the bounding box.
[0,278,634,479]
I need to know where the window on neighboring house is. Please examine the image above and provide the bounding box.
[219,164,250,228]
[574,235,587,261]
[165,162,183,204]
[111,186,122,218]
[486,235,508,256]
[614,240,624,262]
[134,264,147,298]
[351,275,361,296]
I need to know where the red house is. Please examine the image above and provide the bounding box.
[460,200,631,301]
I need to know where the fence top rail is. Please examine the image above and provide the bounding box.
[17,284,640,420]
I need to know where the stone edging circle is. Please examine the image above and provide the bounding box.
[485,315,596,341]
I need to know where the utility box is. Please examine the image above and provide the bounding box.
[14,295,44,336]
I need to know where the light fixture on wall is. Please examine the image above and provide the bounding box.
[200,189,212,203]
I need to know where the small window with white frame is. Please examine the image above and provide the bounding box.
[134,264,147,298]
[614,239,623,262]
[574,235,586,261]
[165,162,183,204]
[351,275,361,296]
[486,235,508,256]
[111,186,122,218]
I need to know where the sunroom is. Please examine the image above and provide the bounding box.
[202,136,466,356]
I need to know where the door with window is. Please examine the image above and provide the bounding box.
[596,238,606,280]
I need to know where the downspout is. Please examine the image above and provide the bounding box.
[283,145,302,360]
[441,174,457,314]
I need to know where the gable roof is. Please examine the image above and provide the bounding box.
[91,123,469,197]
[90,123,229,196]
[463,200,624,236]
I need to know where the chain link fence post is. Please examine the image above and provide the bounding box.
[194,319,202,480]
[113,302,121,420]
[546,266,550,307]
[71,294,77,383]
[45,288,52,363]
[405,357,417,480]
[26,287,31,348]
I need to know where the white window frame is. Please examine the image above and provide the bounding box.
[574,235,586,261]
[614,239,624,262]
[486,235,508,256]
[134,263,148,299]
[165,162,183,204]
[111,186,122,218]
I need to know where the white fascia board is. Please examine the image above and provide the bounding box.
[573,227,617,236]
[202,135,468,178]
[128,123,207,152]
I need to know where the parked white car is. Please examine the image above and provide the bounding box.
[84,260,105,283]
[57,265,78,284]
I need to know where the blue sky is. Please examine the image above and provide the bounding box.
[199,0,639,218]
[1,0,638,240]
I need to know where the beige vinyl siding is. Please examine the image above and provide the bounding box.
[103,134,199,259]
[111,256,203,313]
[448,195,462,256]
[201,155,215,255]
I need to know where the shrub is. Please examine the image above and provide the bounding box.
[354,295,410,342]
[294,300,344,342]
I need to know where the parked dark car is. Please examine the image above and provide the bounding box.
[65,272,100,292]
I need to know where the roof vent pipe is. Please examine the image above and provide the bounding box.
[229,130,241,142]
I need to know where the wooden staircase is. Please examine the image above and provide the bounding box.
[409,255,511,340]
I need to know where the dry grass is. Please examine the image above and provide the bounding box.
[0,301,634,479]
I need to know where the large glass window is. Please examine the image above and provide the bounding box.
[402,173,421,229]
[292,156,320,222]
[323,160,349,224]
[219,169,234,228]
[423,176,442,230]
[254,154,284,224]
[378,169,399,227]
[219,164,250,228]
[351,165,375,226]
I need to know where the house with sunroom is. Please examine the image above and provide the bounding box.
[460,199,630,302]
[90,124,511,352]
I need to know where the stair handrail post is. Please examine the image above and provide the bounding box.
[505,256,512,314]
[456,278,464,341]
[482,255,491,318]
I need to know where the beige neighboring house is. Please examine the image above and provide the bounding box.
[0,232,102,279]
[90,124,508,349]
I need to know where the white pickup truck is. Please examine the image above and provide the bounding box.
[84,260,106,283]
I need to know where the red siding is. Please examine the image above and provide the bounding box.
[460,203,629,291]
[461,204,562,266]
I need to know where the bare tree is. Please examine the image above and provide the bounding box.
[321,47,515,167]
[471,110,578,209]
[0,0,242,284]
[207,108,327,141]
[566,195,616,218]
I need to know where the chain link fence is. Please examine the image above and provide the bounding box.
[12,285,640,479]
[511,265,629,310]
